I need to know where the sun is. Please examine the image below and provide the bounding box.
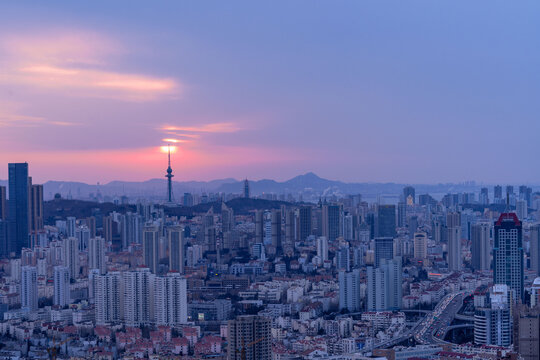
[160,145,177,153]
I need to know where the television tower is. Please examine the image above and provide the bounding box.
[165,144,174,203]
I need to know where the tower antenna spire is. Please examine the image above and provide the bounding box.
[165,143,174,203]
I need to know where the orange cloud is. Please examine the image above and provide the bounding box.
[1,31,181,101]
[162,122,241,133]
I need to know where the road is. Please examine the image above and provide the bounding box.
[414,291,469,345]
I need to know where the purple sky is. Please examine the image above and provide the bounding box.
[1,1,540,184]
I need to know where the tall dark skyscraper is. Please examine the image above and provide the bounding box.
[0,186,6,220]
[376,205,396,238]
[298,206,312,242]
[493,212,523,302]
[494,185,502,201]
[322,204,340,242]
[403,186,415,204]
[8,163,29,255]
[243,179,250,198]
[374,237,394,268]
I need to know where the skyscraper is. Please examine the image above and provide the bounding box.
[53,266,70,307]
[446,212,462,272]
[397,202,406,228]
[298,206,312,242]
[123,267,154,326]
[322,204,340,242]
[413,232,427,261]
[88,237,106,275]
[243,179,250,198]
[403,186,415,204]
[471,223,491,271]
[316,236,328,262]
[143,226,160,274]
[516,199,527,220]
[531,224,540,276]
[29,182,44,238]
[154,272,187,326]
[0,186,6,220]
[21,265,38,311]
[168,226,184,274]
[95,271,123,324]
[494,212,524,302]
[474,284,512,346]
[271,209,282,252]
[494,185,502,202]
[227,316,272,360]
[63,237,79,280]
[367,257,402,311]
[338,269,361,311]
[8,163,29,254]
[375,237,394,268]
[376,205,396,238]
[516,305,540,360]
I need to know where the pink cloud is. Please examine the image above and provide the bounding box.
[1,30,181,101]
[162,122,241,133]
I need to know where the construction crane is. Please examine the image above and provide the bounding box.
[236,337,264,360]
[47,337,72,360]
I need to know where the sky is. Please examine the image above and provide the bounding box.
[0,1,539,184]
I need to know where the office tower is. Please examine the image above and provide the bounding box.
[222,203,234,233]
[254,210,264,244]
[21,265,38,311]
[168,226,184,273]
[322,204,340,242]
[336,245,350,271]
[413,232,427,261]
[474,285,512,346]
[494,212,523,302]
[520,185,533,207]
[374,237,394,268]
[480,187,489,205]
[53,266,70,307]
[66,216,76,238]
[143,226,159,274]
[227,316,272,360]
[86,216,97,238]
[63,237,79,280]
[317,236,328,262]
[285,209,295,250]
[8,163,29,254]
[397,202,406,228]
[531,225,540,276]
[471,223,491,271]
[403,186,415,204]
[494,185,503,202]
[102,216,112,243]
[271,209,282,252]
[29,183,43,235]
[367,257,402,311]
[408,216,418,235]
[298,206,312,242]
[447,226,462,271]
[446,212,461,228]
[376,205,396,238]
[95,271,123,324]
[0,221,8,258]
[338,269,361,311]
[516,199,527,220]
[76,225,90,252]
[531,278,540,308]
[343,214,354,242]
[243,179,250,198]
[123,267,154,326]
[0,186,6,220]
[516,305,540,360]
[88,237,106,275]
[154,272,187,326]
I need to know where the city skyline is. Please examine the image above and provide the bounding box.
[2,1,540,183]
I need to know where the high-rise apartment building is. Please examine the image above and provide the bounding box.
[29,182,44,236]
[397,202,406,228]
[298,206,312,242]
[53,266,70,307]
[374,237,394,268]
[413,232,427,261]
[143,226,159,274]
[88,237,106,275]
[516,199,527,220]
[338,269,361,311]
[8,163,29,254]
[367,257,402,311]
[227,316,272,360]
[63,237,79,280]
[21,265,38,311]
[376,205,396,238]
[66,216,76,238]
[471,223,491,271]
[516,305,540,360]
[446,213,462,272]
[168,226,184,274]
[474,284,512,346]
[531,224,540,276]
[123,267,154,326]
[154,272,187,326]
[317,236,328,262]
[271,209,282,252]
[95,271,123,324]
[494,213,524,302]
